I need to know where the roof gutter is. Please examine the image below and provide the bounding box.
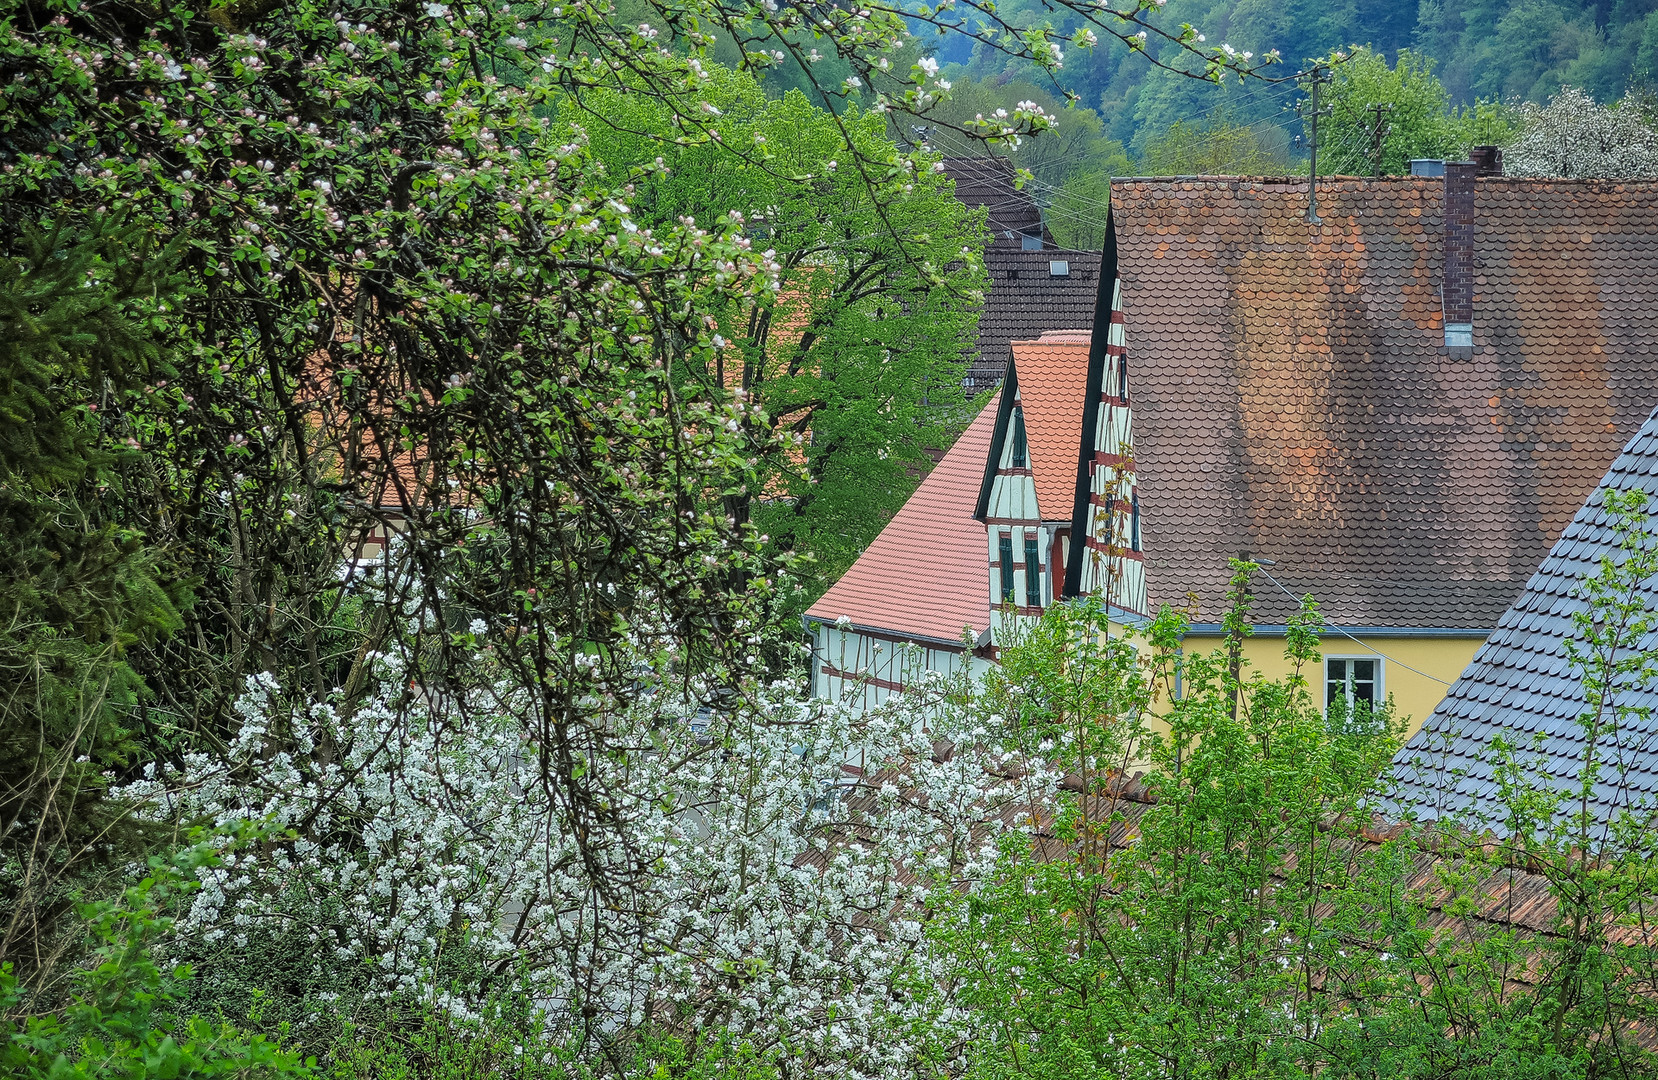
[801,614,973,652]
[1181,623,1493,638]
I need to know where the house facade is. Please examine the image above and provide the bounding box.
[811,165,1658,733]
[1116,169,1658,732]
[805,226,1146,701]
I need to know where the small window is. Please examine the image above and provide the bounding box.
[999,535,1015,603]
[1131,492,1141,552]
[1048,259,1070,277]
[1010,411,1027,469]
[1117,354,1129,401]
[1326,657,1380,725]
[1021,231,1043,251]
[1024,536,1041,608]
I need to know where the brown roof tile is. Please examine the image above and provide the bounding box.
[942,157,1052,251]
[1115,176,1658,628]
[971,250,1102,390]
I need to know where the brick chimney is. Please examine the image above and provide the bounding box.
[1442,161,1476,354]
[1470,145,1503,176]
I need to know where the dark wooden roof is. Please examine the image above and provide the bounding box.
[940,156,1053,251]
[969,249,1101,391]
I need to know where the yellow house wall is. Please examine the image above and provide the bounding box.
[1173,633,1488,741]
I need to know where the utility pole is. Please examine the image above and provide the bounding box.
[1301,66,1332,224]
[1366,102,1393,177]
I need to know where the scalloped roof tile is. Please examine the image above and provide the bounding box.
[1115,175,1658,628]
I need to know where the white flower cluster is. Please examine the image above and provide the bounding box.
[1506,86,1658,179]
[118,639,1029,1075]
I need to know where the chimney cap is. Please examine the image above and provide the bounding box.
[1410,159,1446,177]
[1470,145,1504,177]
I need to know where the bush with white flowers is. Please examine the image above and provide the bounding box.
[119,635,1032,1075]
[1506,86,1658,178]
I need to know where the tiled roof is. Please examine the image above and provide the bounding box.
[1115,176,1658,628]
[941,157,1052,251]
[970,250,1102,390]
[804,395,998,644]
[1010,331,1092,521]
[1387,405,1658,830]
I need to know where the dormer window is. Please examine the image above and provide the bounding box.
[1021,231,1042,251]
[1011,411,1027,468]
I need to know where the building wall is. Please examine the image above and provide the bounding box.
[983,395,1062,639]
[809,622,989,714]
[1077,298,1146,615]
[1172,632,1487,741]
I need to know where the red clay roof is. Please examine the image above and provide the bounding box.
[1115,175,1658,628]
[1011,331,1092,521]
[805,396,998,644]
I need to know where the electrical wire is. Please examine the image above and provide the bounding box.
[1254,567,1457,686]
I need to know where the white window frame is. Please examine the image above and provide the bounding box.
[1324,654,1383,717]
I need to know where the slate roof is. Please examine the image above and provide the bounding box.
[970,250,1102,391]
[1009,331,1093,521]
[804,395,997,644]
[1387,405,1658,830]
[1114,176,1658,628]
[941,157,1053,251]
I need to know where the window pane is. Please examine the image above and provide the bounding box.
[999,536,1014,602]
[1011,412,1027,468]
[1352,659,1376,707]
[1024,537,1040,607]
[1326,658,1348,711]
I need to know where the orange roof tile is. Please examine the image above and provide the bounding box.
[805,396,997,644]
[1011,331,1092,521]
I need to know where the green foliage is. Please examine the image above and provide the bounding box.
[0,840,310,1079]
[575,66,988,596]
[1142,112,1294,176]
[922,522,1658,1077]
[930,578,1404,1079]
[0,216,192,978]
[1318,47,1488,175]
[891,78,1128,248]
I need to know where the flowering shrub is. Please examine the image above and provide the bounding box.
[116,628,1031,1075]
[1506,87,1658,178]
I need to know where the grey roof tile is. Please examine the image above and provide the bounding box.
[1386,404,1658,830]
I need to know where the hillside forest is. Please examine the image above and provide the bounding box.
[866,0,1658,247]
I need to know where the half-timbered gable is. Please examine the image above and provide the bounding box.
[1071,270,1146,615]
[807,207,1144,707]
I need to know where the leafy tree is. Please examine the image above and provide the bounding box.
[0,218,191,983]
[1316,47,1476,176]
[1,839,309,1079]
[574,67,988,593]
[1506,85,1658,177]
[924,570,1408,1078]
[1141,112,1295,175]
[894,77,1130,249]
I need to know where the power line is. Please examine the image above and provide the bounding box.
[1255,567,1455,687]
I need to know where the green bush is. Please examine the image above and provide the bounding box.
[0,841,311,1079]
